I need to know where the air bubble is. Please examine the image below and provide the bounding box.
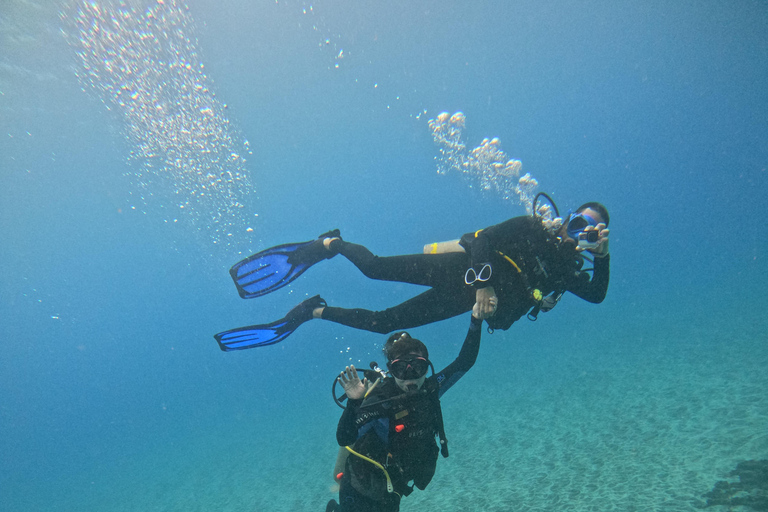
[63,0,256,248]
[428,111,540,215]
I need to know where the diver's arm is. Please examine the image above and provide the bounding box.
[461,227,497,316]
[434,313,484,399]
[461,217,528,308]
[463,229,493,271]
[335,365,369,445]
[336,398,363,446]
[569,253,610,303]
[570,223,610,303]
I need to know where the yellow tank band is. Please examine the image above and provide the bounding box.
[344,446,394,493]
[423,240,464,255]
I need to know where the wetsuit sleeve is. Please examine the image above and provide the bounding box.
[336,398,362,446]
[568,253,610,303]
[434,315,483,399]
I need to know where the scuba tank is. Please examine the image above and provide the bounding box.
[421,192,560,256]
[422,239,464,255]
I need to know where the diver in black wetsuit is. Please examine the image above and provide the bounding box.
[326,306,488,512]
[312,202,610,334]
[213,200,610,350]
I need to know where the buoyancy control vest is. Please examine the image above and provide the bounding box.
[346,377,447,498]
[462,217,588,330]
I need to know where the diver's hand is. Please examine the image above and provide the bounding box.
[472,300,495,320]
[338,365,367,401]
[586,223,609,257]
[475,286,498,317]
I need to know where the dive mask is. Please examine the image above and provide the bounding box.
[566,211,599,241]
[388,356,430,380]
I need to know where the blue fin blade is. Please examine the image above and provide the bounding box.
[230,240,314,299]
[214,318,296,351]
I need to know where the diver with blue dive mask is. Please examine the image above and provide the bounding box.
[214,195,610,349]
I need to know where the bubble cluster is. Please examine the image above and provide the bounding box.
[535,202,564,233]
[61,0,255,246]
[428,111,467,174]
[428,111,539,214]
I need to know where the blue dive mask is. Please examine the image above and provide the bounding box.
[566,211,599,241]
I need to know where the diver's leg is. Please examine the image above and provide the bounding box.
[321,287,475,334]
[334,241,469,288]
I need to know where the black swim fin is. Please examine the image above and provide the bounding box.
[230,230,340,299]
[214,295,326,351]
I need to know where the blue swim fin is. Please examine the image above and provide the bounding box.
[230,230,340,299]
[214,317,296,350]
[214,295,326,351]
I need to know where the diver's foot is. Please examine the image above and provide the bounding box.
[285,294,327,326]
[325,499,339,512]
[320,229,342,254]
[299,230,341,263]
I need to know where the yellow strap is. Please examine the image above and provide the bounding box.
[363,378,381,399]
[494,251,542,303]
[344,446,395,493]
[474,229,484,238]
[496,250,522,273]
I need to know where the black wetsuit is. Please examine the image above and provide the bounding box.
[322,216,609,334]
[334,315,483,512]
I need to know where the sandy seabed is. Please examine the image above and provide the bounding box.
[16,316,767,512]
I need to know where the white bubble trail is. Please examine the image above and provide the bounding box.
[428,111,542,217]
[61,0,255,246]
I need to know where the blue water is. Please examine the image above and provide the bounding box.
[1,1,766,511]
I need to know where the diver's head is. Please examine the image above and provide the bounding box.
[576,202,609,227]
[384,332,430,392]
[561,202,609,244]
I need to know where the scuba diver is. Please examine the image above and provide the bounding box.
[326,305,489,512]
[213,195,610,351]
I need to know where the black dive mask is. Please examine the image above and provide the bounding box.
[387,356,430,380]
